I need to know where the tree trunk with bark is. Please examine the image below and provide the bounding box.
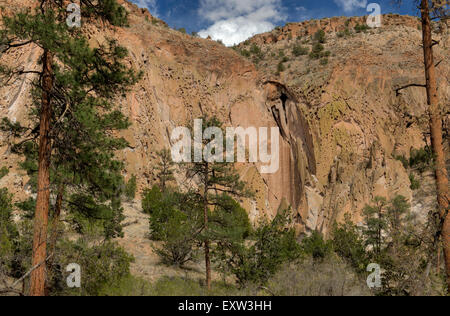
[203,164,211,291]
[420,0,450,288]
[45,183,64,296]
[29,49,54,296]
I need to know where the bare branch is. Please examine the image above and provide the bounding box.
[395,83,427,96]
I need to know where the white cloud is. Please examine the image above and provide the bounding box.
[198,0,286,46]
[135,0,159,17]
[334,0,368,12]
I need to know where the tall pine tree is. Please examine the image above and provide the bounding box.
[186,116,252,290]
[0,0,140,296]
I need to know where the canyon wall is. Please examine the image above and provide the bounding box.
[0,1,448,235]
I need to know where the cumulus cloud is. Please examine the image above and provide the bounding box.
[135,0,159,17]
[198,0,286,46]
[334,0,368,12]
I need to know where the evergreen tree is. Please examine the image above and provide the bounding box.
[155,149,176,192]
[187,116,252,290]
[362,196,387,259]
[393,0,450,287]
[0,0,140,296]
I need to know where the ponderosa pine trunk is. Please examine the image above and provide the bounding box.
[420,0,450,288]
[203,163,211,291]
[45,183,64,295]
[30,49,54,296]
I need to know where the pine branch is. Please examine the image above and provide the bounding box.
[395,83,427,96]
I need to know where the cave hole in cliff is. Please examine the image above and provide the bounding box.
[280,93,288,124]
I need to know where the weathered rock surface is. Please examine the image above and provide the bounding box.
[0,1,449,240]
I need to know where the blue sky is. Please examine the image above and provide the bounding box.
[131,0,418,45]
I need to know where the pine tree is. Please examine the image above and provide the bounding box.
[0,1,140,296]
[187,116,252,290]
[362,197,387,259]
[394,0,449,287]
[155,149,176,192]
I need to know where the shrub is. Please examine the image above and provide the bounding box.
[146,187,203,266]
[292,45,308,56]
[320,58,329,65]
[409,146,433,172]
[409,173,421,190]
[249,43,262,56]
[331,214,368,273]
[124,175,137,201]
[395,155,409,169]
[50,240,134,296]
[309,43,324,59]
[277,61,286,73]
[0,188,18,273]
[313,29,326,43]
[0,166,8,180]
[301,230,332,261]
[337,28,352,38]
[178,27,187,34]
[216,209,301,286]
[354,23,370,33]
[240,49,251,58]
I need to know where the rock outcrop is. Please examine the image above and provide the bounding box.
[0,1,449,237]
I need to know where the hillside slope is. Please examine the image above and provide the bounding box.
[0,1,448,243]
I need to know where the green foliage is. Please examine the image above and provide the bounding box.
[395,154,409,169]
[331,214,368,273]
[240,49,251,58]
[178,27,187,34]
[409,146,433,172]
[320,57,329,65]
[292,44,309,56]
[147,187,203,266]
[301,230,332,261]
[331,196,445,295]
[125,175,137,201]
[142,185,163,215]
[0,1,141,243]
[150,276,252,296]
[249,43,262,56]
[0,188,18,272]
[409,173,421,190]
[362,196,387,258]
[354,23,370,33]
[313,29,326,43]
[93,0,129,27]
[0,166,8,180]
[98,275,153,296]
[309,42,325,59]
[209,194,252,242]
[216,209,301,286]
[68,192,125,239]
[277,61,286,73]
[50,239,134,296]
[154,149,176,191]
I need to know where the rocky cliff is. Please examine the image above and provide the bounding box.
[0,1,449,237]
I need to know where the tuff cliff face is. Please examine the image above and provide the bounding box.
[238,14,449,233]
[0,1,449,237]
